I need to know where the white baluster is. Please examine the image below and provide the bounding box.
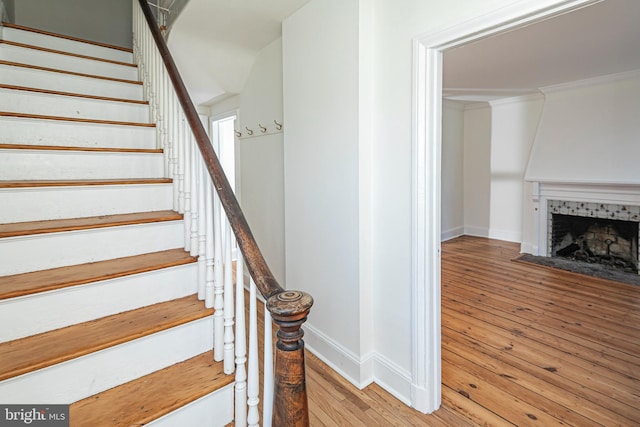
[213,191,225,361]
[204,178,215,308]
[263,305,273,427]
[247,278,260,427]
[177,114,186,214]
[183,130,192,252]
[190,135,200,255]
[223,219,235,374]
[235,253,247,427]
[171,100,180,210]
[197,157,207,300]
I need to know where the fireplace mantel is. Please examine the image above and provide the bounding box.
[530,181,640,256]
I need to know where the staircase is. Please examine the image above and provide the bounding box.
[0,22,234,426]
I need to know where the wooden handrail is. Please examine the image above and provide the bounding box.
[136,1,313,425]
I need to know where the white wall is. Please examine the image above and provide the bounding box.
[283,0,373,386]
[12,0,132,48]
[525,72,640,185]
[488,95,544,243]
[462,104,492,237]
[1,0,14,22]
[441,101,465,240]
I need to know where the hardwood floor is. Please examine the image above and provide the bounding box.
[303,236,640,426]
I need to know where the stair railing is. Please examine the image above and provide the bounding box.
[133,1,313,426]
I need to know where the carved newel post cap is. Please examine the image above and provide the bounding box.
[266,291,313,320]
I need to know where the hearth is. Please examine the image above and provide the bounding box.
[548,200,640,274]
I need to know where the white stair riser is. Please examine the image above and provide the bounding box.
[0,221,185,275]
[1,27,133,64]
[148,386,234,427]
[0,44,138,81]
[0,264,198,342]
[0,317,214,404]
[0,149,165,180]
[0,64,143,99]
[0,184,173,223]
[0,116,156,149]
[0,88,150,123]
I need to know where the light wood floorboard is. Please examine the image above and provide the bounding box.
[261,236,639,425]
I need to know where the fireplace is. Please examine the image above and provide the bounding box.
[548,200,640,274]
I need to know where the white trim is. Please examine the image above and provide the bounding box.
[488,92,545,107]
[441,226,464,242]
[303,323,374,390]
[373,353,412,407]
[411,0,601,414]
[540,68,640,94]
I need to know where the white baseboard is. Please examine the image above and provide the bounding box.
[304,323,415,407]
[520,242,538,255]
[441,226,464,242]
[463,226,489,238]
[303,323,373,389]
[372,353,412,406]
[488,228,522,243]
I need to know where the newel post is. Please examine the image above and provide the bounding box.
[266,290,313,427]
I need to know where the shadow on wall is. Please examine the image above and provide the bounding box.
[1,0,15,22]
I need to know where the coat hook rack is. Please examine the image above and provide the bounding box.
[258,123,267,133]
[245,126,254,136]
[274,120,283,131]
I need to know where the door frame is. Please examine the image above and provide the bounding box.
[410,0,601,413]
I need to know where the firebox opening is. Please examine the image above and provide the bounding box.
[551,214,639,273]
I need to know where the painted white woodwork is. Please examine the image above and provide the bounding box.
[0,149,164,180]
[197,159,208,300]
[0,220,185,276]
[0,263,198,342]
[234,253,248,427]
[1,26,133,63]
[263,304,273,427]
[146,384,234,427]
[213,191,224,361]
[223,220,235,374]
[0,62,144,100]
[0,183,173,223]
[247,278,260,427]
[411,0,602,413]
[0,116,155,148]
[0,316,214,404]
[0,43,138,81]
[204,180,215,308]
[0,87,150,123]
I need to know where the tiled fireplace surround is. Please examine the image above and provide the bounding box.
[531,182,640,274]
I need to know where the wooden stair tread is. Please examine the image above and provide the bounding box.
[0,295,213,381]
[0,178,172,188]
[0,60,142,85]
[0,143,162,153]
[70,352,233,426]
[0,40,136,67]
[0,111,155,127]
[0,83,148,104]
[0,210,182,238]
[0,249,197,300]
[1,22,133,53]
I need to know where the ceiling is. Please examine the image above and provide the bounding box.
[167,0,310,106]
[443,0,640,103]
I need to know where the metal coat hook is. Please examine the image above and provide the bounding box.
[235,130,242,138]
[274,120,283,131]
[245,126,254,136]
[258,123,267,133]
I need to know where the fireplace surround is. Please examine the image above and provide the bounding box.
[548,200,639,273]
[530,182,640,276]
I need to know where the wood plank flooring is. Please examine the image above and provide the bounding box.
[301,236,640,426]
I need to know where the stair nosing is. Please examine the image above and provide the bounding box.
[1,22,133,53]
[0,249,197,301]
[0,111,155,127]
[0,178,172,189]
[0,60,142,85]
[0,40,137,68]
[0,295,214,382]
[0,210,183,239]
[0,143,162,154]
[0,83,148,105]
